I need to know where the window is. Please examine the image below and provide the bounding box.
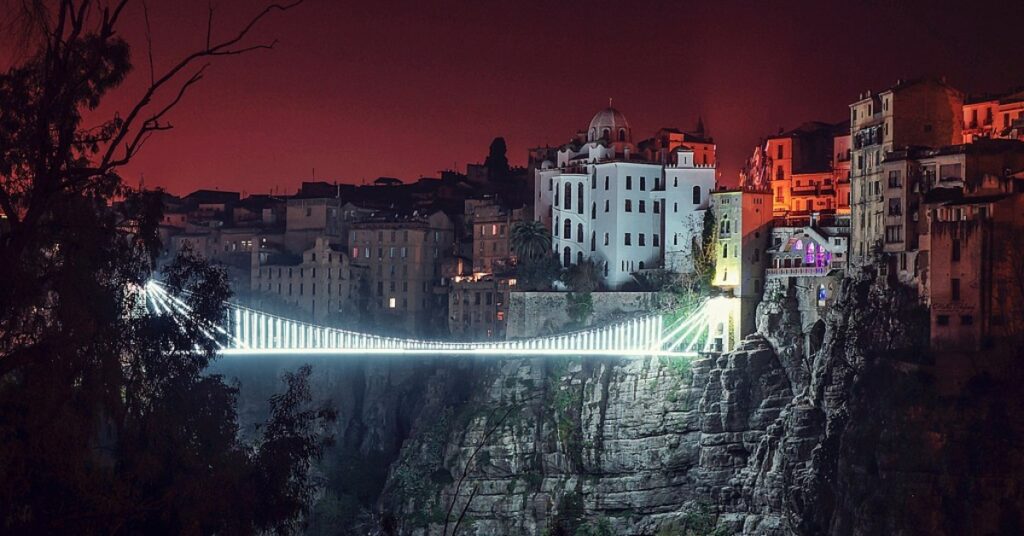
[722,244,728,258]
[952,239,960,262]
[591,202,596,219]
[618,128,626,142]
[591,175,596,189]
[776,166,784,181]
[577,183,584,214]
[564,183,572,210]
[692,185,701,204]
[936,314,950,326]
[625,199,632,212]
[639,200,646,213]
[961,315,974,326]
[563,218,570,239]
[626,176,632,190]
[653,234,660,247]
[640,177,646,191]
[951,278,961,301]
[674,202,678,213]
[638,233,646,246]
[554,217,559,237]
[624,233,632,246]
[577,223,583,243]
[563,247,571,268]
[777,144,783,160]
[605,176,609,190]
[389,297,396,309]
[604,233,609,246]
[654,201,660,214]
[605,200,610,212]
[888,170,902,188]
[591,231,596,251]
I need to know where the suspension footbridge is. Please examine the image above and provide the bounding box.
[144,281,715,358]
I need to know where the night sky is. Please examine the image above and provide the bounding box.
[6,0,1024,194]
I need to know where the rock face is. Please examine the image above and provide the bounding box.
[217,266,1024,535]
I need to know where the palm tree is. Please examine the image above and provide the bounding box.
[562,259,604,293]
[510,221,551,261]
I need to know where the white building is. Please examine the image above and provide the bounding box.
[534,107,716,288]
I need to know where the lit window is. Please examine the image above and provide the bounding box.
[389,297,397,309]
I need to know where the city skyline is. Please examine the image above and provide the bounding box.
[5,0,1023,195]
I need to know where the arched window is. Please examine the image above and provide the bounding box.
[673,234,679,246]
[554,217,559,237]
[674,177,678,187]
[563,247,571,268]
[604,176,609,190]
[602,128,610,139]
[591,174,596,189]
[591,202,596,219]
[577,223,583,243]
[591,231,596,251]
[564,183,572,210]
[639,261,645,270]
[577,183,584,214]
[589,127,596,139]
[554,188,559,206]
[563,218,571,239]
[618,128,626,141]
[692,185,701,204]
[577,251,584,264]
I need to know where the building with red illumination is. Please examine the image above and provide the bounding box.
[962,89,1024,143]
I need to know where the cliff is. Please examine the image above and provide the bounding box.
[213,266,1024,535]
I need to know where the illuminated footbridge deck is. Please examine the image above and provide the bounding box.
[145,282,713,358]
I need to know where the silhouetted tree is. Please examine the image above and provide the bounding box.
[484,137,510,181]
[510,220,551,261]
[0,1,335,533]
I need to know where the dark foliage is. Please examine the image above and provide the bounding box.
[0,1,332,533]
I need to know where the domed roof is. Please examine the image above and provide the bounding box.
[587,106,631,142]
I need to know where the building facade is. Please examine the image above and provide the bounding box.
[849,78,963,266]
[347,210,455,336]
[250,237,352,323]
[535,107,716,288]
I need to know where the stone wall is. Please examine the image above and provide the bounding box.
[505,291,666,339]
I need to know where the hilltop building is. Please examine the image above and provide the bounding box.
[534,106,717,288]
[848,78,964,266]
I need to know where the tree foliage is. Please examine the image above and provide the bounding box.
[562,258,603,294]
[511,220,552,261]
[0,1,334,533]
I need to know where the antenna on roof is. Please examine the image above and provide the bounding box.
[608,97,613,107]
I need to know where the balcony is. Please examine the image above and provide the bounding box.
[765,263,844,278]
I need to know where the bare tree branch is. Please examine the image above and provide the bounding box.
[97,0,304,172]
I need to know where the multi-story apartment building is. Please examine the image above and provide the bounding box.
[762,121,851,218]
[881,139,1024,282]
[347,210,455,336]
[849,78,963,266]
[710,189,772,348]
[535,106,716,288]
[285,195,342,254]
[448,275,516,340]
[926,190,1024,351]
[962,89,1024,143]
[250,237,352,323]
[464,198,530,274]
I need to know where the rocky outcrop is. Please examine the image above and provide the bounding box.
[377,335,800,535]
[216,265,1024,535]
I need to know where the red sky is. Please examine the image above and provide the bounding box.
[5,0,1024,195]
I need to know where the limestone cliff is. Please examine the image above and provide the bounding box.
[215,266,1024,535]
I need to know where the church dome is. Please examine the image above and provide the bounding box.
[587,106,631,143]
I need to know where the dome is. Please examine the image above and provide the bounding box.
[587,106,631,143]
